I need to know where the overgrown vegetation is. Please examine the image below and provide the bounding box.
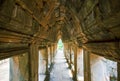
[57,39,63,50]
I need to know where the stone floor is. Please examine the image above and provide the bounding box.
[39,74,46,81]
[0,59,9,81]
[49,50,73,81]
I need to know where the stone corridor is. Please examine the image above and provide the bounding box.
[0,0,120,81]
[49,50,73,81]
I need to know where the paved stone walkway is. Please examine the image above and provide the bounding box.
[50,50,73,81]
[39,74,46,81]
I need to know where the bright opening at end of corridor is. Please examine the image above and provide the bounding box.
[48,39,73,81]
[39,39,73,81]
[57,39,64,51]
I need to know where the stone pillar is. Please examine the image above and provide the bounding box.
[51,44,54,63]
[53,43,57,60]
[74,45,78,81]
[53,44,56,58]
[50,45,53,64]
[45,45,49,74]
[70,45,72,68]
[83,49,91,81]
[55,43,57,54]
[118,62,120,81]
[64,43,67,58]
[64,43,69,61]
[29,43,39,81]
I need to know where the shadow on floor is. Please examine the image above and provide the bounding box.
[44,74,50,81]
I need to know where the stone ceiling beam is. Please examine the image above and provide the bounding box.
[0,47,29,60]
[15,0,56,29]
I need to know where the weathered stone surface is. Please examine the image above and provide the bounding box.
[0,0,120,81]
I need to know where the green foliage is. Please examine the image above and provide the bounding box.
[57,39,63,50]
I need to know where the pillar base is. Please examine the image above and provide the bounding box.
[45,71,50,75]
[73,75,77,81]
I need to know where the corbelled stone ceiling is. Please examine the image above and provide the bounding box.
[0,0,120,61]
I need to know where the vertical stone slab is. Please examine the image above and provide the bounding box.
[70,45,72,68]
[50,45,52,64]
[53,44,55,58]
[51,45,54,62]
[29,43,39,81]
[55,43,57,53]
[52,43,57,61]
[64,43,67,58]
[65,43,69,61]
[45,45,49,74]
[51,44,54,63]
[118,62,120,81]
[83,49,91,81]
[74,45,78,81]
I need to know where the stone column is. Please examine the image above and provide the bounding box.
[29,43,39,81]
[50,45,53,64]
[118,62,120,81]
[45,45,49,74]
[83,49,91,81]
[53,43,57,60]
[54,43,57,54]
[70,45,72,68]
[65,43,69,61]
[74,45,78,81]
[52,44,55,63]
[64,43,67,58]
[53,43,57,58]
